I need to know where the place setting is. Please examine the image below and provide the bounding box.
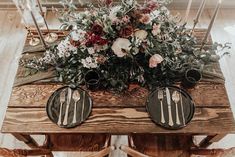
[46,86,92,128]
[146,86,195,129]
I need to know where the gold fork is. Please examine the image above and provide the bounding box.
[158,90,165,124]
[57,90,66,126]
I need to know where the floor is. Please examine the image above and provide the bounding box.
[0,8,235,156]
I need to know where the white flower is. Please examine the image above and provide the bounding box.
[111,38,131,57]
[134,30,148,40]
[42,50,55,64]
[87,47,95,54]
[109,6,121,23]
[81,56,98,69]
[57,38,77,58]
[152,23,161,36]
[70,29,86,41]
[125,0,134,6]
[82,19,88,25]
[150,10,160,20]
[149,54,164,68]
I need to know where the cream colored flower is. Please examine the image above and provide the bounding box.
[139,14,151,24]
[87,47,95,54]
[111,38,131,57]
[134,30,148,40]
[149,54,163,68]
[152,23,161,36]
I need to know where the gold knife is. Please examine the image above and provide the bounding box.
[63,87,72,125]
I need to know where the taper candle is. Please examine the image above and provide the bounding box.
[16,1,40,46]
[36,0,43,14]
[36,0,49,32]
[194,0,206,24]
[27,1,47,49]
[184,0,193,24]
[201,0,222,49]
[36,0,58,43]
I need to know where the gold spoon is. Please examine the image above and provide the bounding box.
[72,90,81,124]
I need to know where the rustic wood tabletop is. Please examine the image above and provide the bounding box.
[1,29,235,149]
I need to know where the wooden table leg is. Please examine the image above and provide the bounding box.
[12,133,39,148]
[12,133,54,156]
[198,134,226,148]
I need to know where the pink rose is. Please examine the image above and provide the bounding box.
[149,54,163,68]
[152,23,161,36]
[122,15,130,23]
[139,14,151,24]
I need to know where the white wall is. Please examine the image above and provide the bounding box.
[1,0,235,9]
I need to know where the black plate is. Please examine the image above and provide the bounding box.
[46,86,92,128]
[146,86,195,130]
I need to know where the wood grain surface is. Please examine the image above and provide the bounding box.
[2,107,235,134]
[2,29,235,135]
[7,83,230,108]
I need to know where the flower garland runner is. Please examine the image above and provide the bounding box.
[23,0,229,91]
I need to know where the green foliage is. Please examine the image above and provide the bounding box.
[23,0,231,92]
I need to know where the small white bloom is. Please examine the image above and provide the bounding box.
[134,30,148,40]
[42,50,55,64]
[81,56,98,69]
[70,29,86,41]
[109,6,121,23]
[87,47,95,54]
[57,38,77,58]
[150,10,160,20]
[152,23,161,36]
[82,19,88,25]
[125,0,134,6]
[111,38,131,57]
[149,54,164,68]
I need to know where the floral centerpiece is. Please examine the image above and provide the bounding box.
[23,0,229,91]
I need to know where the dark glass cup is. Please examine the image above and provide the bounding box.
[182,69,202,88]
[84,70,100,90]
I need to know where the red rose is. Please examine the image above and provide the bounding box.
[91,23,103,35]
[119,25,134,38]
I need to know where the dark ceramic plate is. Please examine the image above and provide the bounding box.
[146,86,195,130]
[46,86,92,128]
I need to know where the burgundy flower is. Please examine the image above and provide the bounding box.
[103,0,112,6]
[147,1,159,11]
[85,33,108,46]
[119,25,134,38]
[140,0,159,14]
[91,23,103,35]
[70,39,81,47]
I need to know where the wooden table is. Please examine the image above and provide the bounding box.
[1,29,235,150]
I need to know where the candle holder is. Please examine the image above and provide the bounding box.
[181,69,202,88]
[84,70,100,90]
[29,35,40,46]
[36,0,58,43]
[44,32,58,43]
[25,27,40,46]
